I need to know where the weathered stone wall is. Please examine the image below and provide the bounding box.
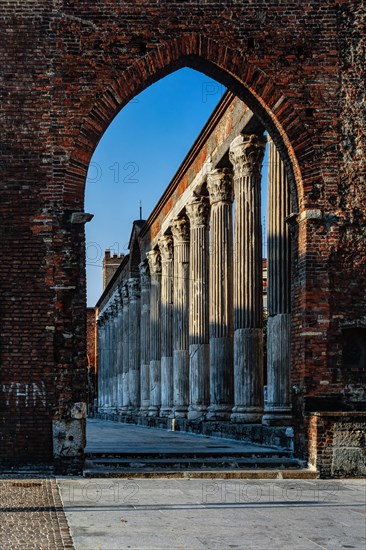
[0,1,365,471]
[308,413,366,478]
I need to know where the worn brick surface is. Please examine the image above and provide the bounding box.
[0,1,365,469]
[0,476,74,549]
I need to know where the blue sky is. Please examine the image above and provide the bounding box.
[85,68,267,306]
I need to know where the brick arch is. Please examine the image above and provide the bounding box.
[69,34,318,212]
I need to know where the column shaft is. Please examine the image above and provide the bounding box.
[186,196,210,420]
[230,133,266,423]
[172,217,190,418]
[121,285,129,414]
[97,318,105,411]
[147,250,161,416]
[112,300,119,410]
[159,236,174,417]
[207,168,234,420]
[105,310,112,410]
[139,261,151,415]
[263,137,292,425]
[116,294,124,411]
[128,277,141,413]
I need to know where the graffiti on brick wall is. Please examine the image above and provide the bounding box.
[1,382,47,407]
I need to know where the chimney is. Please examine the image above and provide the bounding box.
[102,250,124,289]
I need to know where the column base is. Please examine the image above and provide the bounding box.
[148,406,159,417]
[174,406,188,419]
[262,407,292,426]
[206,405,232,421]
[139,406,150,417]
[102,406,115,414]
[188,406,207,421]
[160,407,174,418]
[231,406,263,424]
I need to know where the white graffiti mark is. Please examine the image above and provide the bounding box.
[1,382,47,407]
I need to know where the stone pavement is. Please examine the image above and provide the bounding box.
[0,475,74,550]
[58,478,366,550]
[0,420,365,550]
[0,475,364,550]
[85,418,281,454]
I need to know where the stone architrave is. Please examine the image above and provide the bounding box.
[127,277,141,414]
[147,249,162,416]
[206,168,234,420]
[158,235,174,418]
[120,284,130,414]
[186,195,210,420]
[139,261,151,415]
[262,137,292,426]
[171,216,190,418]
[229,133,266,423]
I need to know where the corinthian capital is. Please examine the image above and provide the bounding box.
[158,235,173,262]
[146,249,161,274]
[139,260,150,288]
[171,216,189,244]
[127,277,140,300]
[121,283,129,305]
[229,133,266,177]
[186,195,209,228]
[207,168,233,205]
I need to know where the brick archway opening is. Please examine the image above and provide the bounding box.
[80,52,308,473]
[60,40,320,474]
[1,37,319,474]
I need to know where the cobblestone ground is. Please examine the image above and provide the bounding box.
[0,476,74,550]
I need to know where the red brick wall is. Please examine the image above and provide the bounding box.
[86,308,96,372]
[103,251,124,289]
[0,1,365,469]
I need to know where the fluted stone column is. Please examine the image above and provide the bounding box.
[116,291,124,411]
[263,137,292,426]
[111,298,119,410]
[158,235,174,418]
[121,284,130,414]
[229,133,266,423]
[128,277,141,414]
[97,316,105,411]
[104,308,112,411]
[147,249,162,416]
[139,261,151,415]
[207,169,234,420]
[186,196,210,420]
[171,217,190,418]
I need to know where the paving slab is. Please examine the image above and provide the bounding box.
[58,478,366,550]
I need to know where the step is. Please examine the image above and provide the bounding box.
[85,449,292,460]
[84,457,304,470]
[83,468,318,479]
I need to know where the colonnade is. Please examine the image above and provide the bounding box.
[97,133,292,425]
